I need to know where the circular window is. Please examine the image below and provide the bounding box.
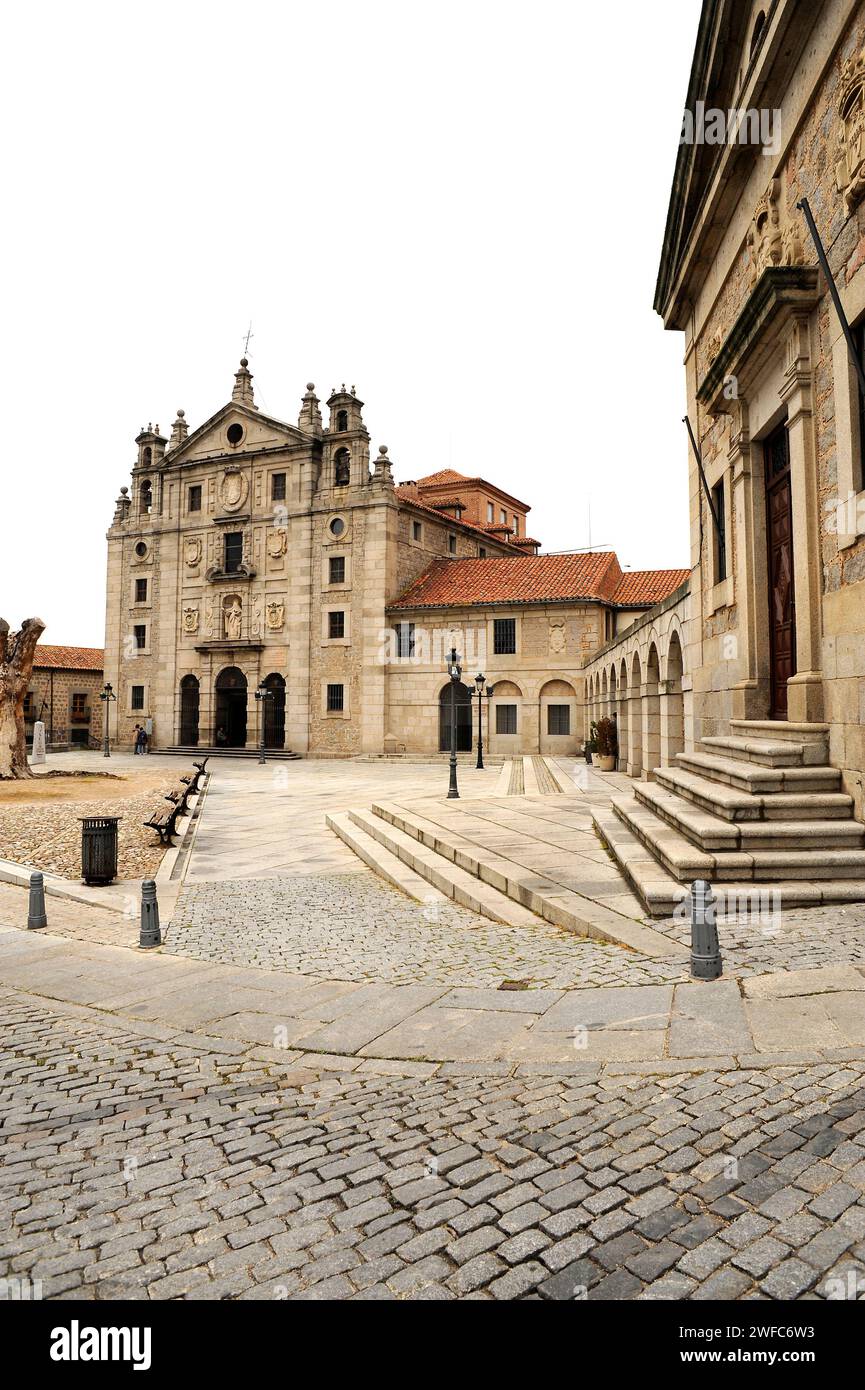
[227,423,244,446]
[134,541,148,558]
[329,517,346,537]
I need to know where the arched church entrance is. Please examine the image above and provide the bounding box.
[179,675,200,746]
[439,682,473,752]
[215,666,248,748]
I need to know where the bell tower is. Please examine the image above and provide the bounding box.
[322,385,369,490]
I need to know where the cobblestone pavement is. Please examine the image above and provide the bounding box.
[165,874,865,990]
[3,993,865,1301]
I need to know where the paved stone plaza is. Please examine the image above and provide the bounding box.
[2,753,865,1300]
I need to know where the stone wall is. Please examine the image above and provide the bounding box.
[25,669,104,750]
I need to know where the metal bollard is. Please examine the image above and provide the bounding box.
[139,879,161,949]
[690,879,722,979]
[27,872,47,930]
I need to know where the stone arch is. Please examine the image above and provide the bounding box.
[664,630,685,766]
[261,672,286,749]
[439,680,472,752]
[334,447,351,486]
[539,678,577,754]
[644,642,661,778]
[215,666,248,748]
[179,674,199,746]
[629,650,643,778]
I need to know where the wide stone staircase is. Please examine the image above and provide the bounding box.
[592,720,865,916]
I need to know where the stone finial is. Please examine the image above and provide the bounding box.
[112,485,132,524]
[169,407,189,450]
[373,443,394,486]
[298,382,322,436]
[231,357,256,409]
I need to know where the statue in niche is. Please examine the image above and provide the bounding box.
[223,597,242,640]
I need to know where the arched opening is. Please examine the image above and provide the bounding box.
[439,681,473,752]
[490,679,521,747]
[629,652,643,778]
[618,658,629,770]
[334,448,351,486]
[645,643,661,779]
[665,631,685,766]
[261,672,286,749]
[336,409,348,432]
[140,478,152,515]
[215,666,248,748]
[180,675,200,746]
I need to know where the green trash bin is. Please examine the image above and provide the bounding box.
[79,815,121,886]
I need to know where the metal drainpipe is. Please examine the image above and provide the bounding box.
[49,669,54,745]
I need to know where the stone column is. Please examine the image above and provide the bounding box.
[780,316,824,722]
[642,682,660,780]
[627,691,643,778]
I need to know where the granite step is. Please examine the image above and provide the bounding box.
[592,804,865,917]
[634,780,865,854]
[730,719,830,749]
[700,735,810,767]
[653,765,854,822]
[675,750,841,796]
[325,811,449,908]
[610,792,865,883]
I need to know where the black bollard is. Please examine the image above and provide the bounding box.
[139,879,161,949]
[690,879,722,979]
[27,872,47,930]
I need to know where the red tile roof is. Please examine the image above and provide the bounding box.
[34,644,104,672]
[414,469,531,512]
[388,554,688,611]
[612,569,690,605]
[395,486,516,551]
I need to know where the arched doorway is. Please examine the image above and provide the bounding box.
[439,682,473,752]
[262,673,286,749]
[215,666,248,747]
[180,675,199,746]
[665,632,685,765]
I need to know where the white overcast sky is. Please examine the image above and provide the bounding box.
[2,0,701,648]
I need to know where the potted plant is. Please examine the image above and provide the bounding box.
[594,716,618,772]
[584,722,598,764]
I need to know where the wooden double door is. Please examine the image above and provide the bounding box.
[764,424,796,720]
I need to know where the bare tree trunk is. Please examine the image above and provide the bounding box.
[0,617,46,779]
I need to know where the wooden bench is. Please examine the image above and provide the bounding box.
[143,780,192,846]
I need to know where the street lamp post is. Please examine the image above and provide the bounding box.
[486,682,495,751]
[474,673,486,769]
[447,647,462,799]
[99,682,116,758]
[254,684,274,765]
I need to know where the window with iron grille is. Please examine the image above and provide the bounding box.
[329,555,346,585]
[135,578,148,603]
[547,704,570,736]
[188,484,202,512]
[326,683,344,712]
[493,618,516,654]
[496,704,517,734]
[272,473,286,501]
[395,622,415,658]
[133,624,147,650]
[23,692,34,716]
[224,531,243,573]
[131,685,145,711]
[328,611,345,639]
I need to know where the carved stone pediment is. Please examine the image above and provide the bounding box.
[836,46,865,211]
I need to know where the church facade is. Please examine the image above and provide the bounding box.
[103,360,685,757]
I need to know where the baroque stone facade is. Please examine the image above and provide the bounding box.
[104,362,684,756]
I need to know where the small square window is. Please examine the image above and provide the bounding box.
[71,693,88,719]
[272,473,286,501]
[448,534,457,555]
[496,704,517,734]
[329,555,346,585]
[493,618,516,655]
[412,520,422,542]
[479,546,487,558]
[547,704,570,736]
[188,484,202,512]
[135,578,148,603]
[328,610,345,639]
[395,622,415,658]
[131,685,145,711]
[326,683,344,712]
[133,624,146,650]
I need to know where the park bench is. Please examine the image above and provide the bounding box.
[143,773,197,846]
